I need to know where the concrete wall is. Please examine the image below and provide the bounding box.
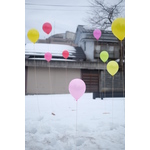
[25,60,106,70]
[26,67,81,94]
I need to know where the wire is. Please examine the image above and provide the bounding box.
[25,8,89,11]
[25,3,99,7]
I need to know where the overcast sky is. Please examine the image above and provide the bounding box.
[25,0,125,43]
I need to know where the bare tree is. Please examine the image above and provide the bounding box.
[87,0,125,30]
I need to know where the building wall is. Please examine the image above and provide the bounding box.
[78,40,95,61]
[37,32,75,46]
[26,67,81,94]
[75,32,96,62]
[85,42,95,61]
[65,31,75,40]
[100,70,125,92]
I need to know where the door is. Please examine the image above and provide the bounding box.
[81,70,99,92]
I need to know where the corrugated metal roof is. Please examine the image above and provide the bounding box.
[75,25,121,44]
[77,25,113,34]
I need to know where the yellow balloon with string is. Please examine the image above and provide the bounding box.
[111,18,125,41]
[27,29,39,43]
[107,61,119,76]
[100,51,109,63]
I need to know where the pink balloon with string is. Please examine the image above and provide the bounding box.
[93,29,102,40]
[69,78,86,101]
[44,52,52,62]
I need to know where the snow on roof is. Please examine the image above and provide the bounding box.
[25,43,76,54]
[25,43,86,61]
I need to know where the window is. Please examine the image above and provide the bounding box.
[94,42,120,59]
[101,45,107,51]
[95,45,101,52]
[108,46,114,58]
[109,46,114,52]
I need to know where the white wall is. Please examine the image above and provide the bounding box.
[77,33,96,62]
[85,42,95,61]
[79,40,96,61]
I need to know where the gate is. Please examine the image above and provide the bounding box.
[81,70,99,92]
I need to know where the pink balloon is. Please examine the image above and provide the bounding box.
[69,79,86,101]
[93,29,102,40]
[44,52,52,62]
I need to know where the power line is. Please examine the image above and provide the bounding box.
[25,7,89,11]
[25,9,87,11]
[25,3,98,8]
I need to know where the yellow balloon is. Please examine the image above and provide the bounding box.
[27,29,39,43]
[111,18,125,41]
[107,61,119,76]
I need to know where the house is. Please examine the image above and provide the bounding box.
[75,25,125,62]
[37,31,76,46]
[25,25,125,98]
[74,25,125,98]
[25,43,89,94]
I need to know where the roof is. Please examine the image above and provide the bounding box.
[25,43,86,62]
[75,25,121,44]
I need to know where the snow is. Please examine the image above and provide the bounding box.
[25,43,76,54]
[25,93,125,150]
[115,59,125,63]
[25,43,77,61]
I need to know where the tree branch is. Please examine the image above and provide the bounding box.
[87,0,125,29]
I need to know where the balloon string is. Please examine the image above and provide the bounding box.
[48,44,52,94]
[48,65,52,112]
[112,76,114,128]
[112,76,114,97]
[120,41,125,97]
[98,50,100,93]
[104,63,105,98]
[48,62,54,113]
[48,65,52,93]
[76,101,78,150]
[104,63,106,112]
[48,43,54,112]
[34,59,43,131]
[65,60,68,92]
[34,44,40,116]
[120,41,125,124]
[35,65,41,115]
[97,40,99,62]
[97,40,100,96]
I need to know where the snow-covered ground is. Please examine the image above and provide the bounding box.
[25,93,125,150]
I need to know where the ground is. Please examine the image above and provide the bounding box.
[25,93,125,150]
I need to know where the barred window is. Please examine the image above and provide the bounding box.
[94,42,119,59]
